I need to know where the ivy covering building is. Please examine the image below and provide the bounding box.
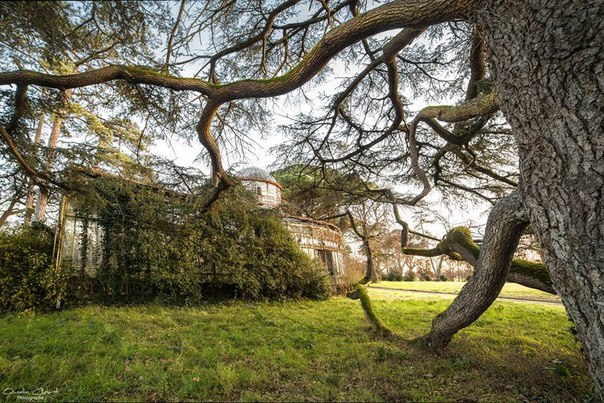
[53,166,345,305]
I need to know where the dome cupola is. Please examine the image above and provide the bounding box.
[236,166,282,207]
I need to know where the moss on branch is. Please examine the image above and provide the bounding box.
[401,247,443,257]
[355,284,396,338]
[419,93,499,123]
[403,226,554,294]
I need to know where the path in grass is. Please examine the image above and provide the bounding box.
[372,281,561,303]
[0,295,591,402]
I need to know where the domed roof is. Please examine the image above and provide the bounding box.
[236,166,283,189]
[237,166,279,184]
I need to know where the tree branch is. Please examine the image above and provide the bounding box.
[464,30,485,101]
[403,224,554,293]
[0,0,480,210]
[415,192,544,350]
[164,0,188,71]
[0,66,216,95]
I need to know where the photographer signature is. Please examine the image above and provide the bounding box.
[3,387,59,396]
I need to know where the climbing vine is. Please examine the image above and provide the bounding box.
[61,174,332,305]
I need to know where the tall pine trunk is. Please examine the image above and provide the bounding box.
[23,113,45,225]
[34,89,72,222]
[477,0,604,391]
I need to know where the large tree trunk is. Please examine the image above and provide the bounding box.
[419,192,529,349]
[477,0,604,392]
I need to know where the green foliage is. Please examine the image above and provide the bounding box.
[382,271,404,282]
[402,271,416,282]
[63,176,331,305]
[0,174,331,312]
[271,164,373,220]
[0,224,65,312]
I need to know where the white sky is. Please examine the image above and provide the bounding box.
[148,5,491,240]
[0,1,493,240]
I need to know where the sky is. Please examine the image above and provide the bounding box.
[0,1,501,242]
[150,85,492,239]
[145,1,492,239]
[152,2,402,172]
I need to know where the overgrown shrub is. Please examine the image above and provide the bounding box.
[402,271,416,282]
[382,271,403,281]
[61,179,331,305]
[0,224,65,312]
[0,175,333,313]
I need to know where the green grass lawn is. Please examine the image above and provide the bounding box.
[373,281,562,303]
[0,291,592,402]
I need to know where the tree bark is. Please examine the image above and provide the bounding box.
[418,192,529,349]
[476,0,604,392]
[34,90,72,222]
[347,210,379,284]
[365,236,380,283]
[0,196,20,227]
[23,113,45,225]
[430,256,444,281]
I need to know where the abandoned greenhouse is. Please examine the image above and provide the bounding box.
[55,166,347,290]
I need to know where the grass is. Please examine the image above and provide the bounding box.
[373,281,562,303]
[0,291,592,402]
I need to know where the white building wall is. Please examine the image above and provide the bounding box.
[241,180,281,207]
[283,219,347,280]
